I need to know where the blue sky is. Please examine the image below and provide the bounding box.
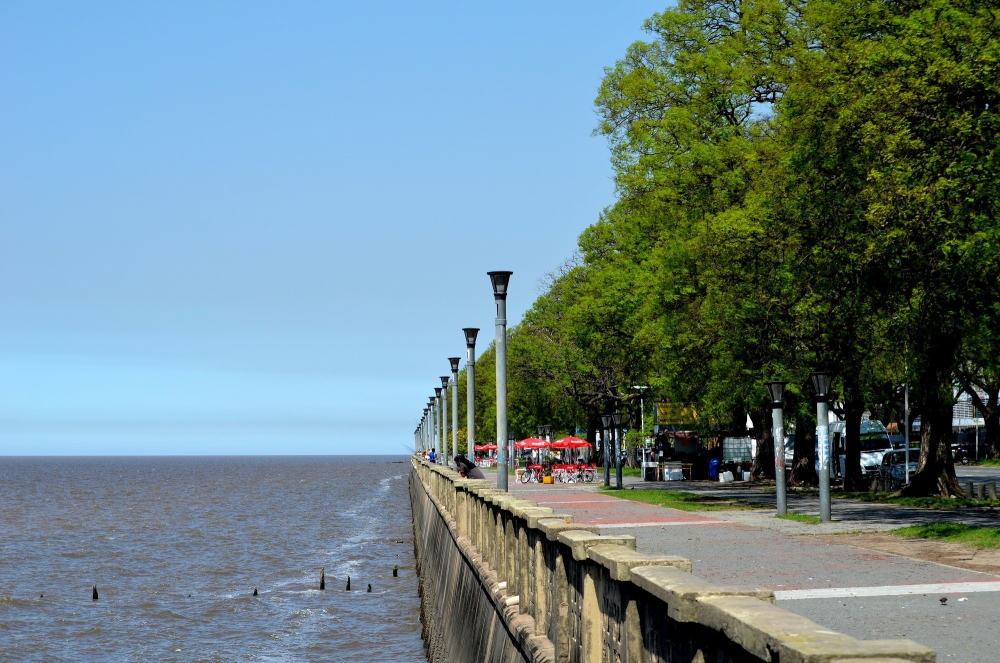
[0,1,665,454]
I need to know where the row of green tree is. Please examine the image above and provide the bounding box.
[446,0,1000,496]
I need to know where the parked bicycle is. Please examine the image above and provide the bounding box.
[517,463,544,483]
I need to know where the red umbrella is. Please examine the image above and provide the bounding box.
[515,437,551,449]
[552,436,592,449]
[474,444,498,451]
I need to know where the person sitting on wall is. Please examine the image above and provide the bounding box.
[454,454,485,479]
[428,449,436,463]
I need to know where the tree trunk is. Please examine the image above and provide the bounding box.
[751,408,775,480]
[627,445,639,469]
[843,396,866,491]
[986,408,1000,459]
[900,378,963,497]
[789,411,818,487]
[587,411,604,467]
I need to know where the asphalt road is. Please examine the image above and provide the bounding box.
[956,465,1000,486]
[489,473,1000,662]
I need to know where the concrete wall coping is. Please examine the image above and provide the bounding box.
[535,517,596,541]
[507,500,540,516]
[695,595,935,663]
[630,565,775,622]
[586,543,692,580]
[555,531,636,561]
[516,507,555,528]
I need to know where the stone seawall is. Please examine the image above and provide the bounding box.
[410,458,936,663]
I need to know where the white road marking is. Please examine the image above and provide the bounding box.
[775,581,1000,600]
[532,500,616,504]
[593,521,721,528]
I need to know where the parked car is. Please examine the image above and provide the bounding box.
[879,449,919,487]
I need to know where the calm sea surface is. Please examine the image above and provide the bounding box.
[0,456,424,662]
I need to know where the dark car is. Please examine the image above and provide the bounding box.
[879,449,919,488]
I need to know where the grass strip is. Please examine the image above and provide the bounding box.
[973,459,1000,467]
[891,522,1000,549]
[776,513,822,524]
[599,487,765,512]
[837,491,989,509]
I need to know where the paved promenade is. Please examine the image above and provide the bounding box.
[483,470,1000,662]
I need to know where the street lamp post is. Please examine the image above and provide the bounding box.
[434,388,442,463]
[612,413,623,489]
[426,404,433,453]
[811,372,833,522]
[766,381,788,516]
[449,358,460,465]
[464,329,479,460]
[440,376,451,465]
[904,379,910,485]
[633,386,649,432]
[488,271,513,491]
[601,414,612,487]
[426,403,433,453]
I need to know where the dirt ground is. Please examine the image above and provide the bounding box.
[813,532,1000,576]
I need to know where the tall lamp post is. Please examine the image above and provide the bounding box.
[426,402,433,453]
[419,413,425,452]
[440,376,451,465]
[766,381,788,515]
[488,270,513,491]
[464,329,479,459]
[612,412,624,489]
[449,358,460,464]
[601,414,612,487]
[433,388,442,463]
[633,386,649,431]
[811,371,833,522]
[904,378,910,485]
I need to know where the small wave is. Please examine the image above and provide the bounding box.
[0,596,34,607]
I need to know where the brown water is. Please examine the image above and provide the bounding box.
[0,455,424,662]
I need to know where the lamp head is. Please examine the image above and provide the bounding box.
[434,387,442,398]
[449,357,460,373]
[601,414,613,429]
[440,376,450,389]
[463,327,479,347]
[611,413,623,427]
[537,425,544,436]
[487,271,513,299]
[810,371,833,401]
[765,381,787,406]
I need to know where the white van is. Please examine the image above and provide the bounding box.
[826,419,893,479]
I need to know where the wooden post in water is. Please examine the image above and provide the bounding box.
[320,568,325,590]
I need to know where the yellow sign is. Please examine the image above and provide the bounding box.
[657,402,699,425]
